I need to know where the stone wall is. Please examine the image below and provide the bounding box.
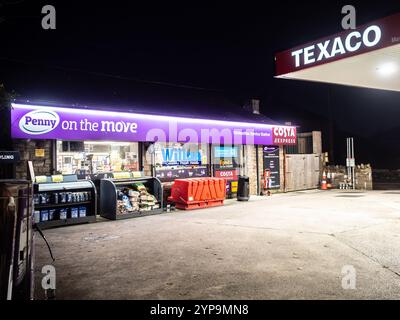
[373,169,400,184]
[323,164,373,190]
[13,139,54,179]
[142,143,153,177]
[245,145,258,195]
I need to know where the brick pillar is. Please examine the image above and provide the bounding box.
[142,142,154,177]
[279,146,285,192]
[13,139,54,179]
[243,145,267,196]
[257,145,264,195]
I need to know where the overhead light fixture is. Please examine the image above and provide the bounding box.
[376,63,398,76]
[84,141,132,146]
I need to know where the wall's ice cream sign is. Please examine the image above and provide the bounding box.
[11,103,297,145]
[19,110,60,135]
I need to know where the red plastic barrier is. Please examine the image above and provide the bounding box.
[169,178,227,210]
[213,178,226,200]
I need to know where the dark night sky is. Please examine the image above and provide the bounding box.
[1,0,400,168]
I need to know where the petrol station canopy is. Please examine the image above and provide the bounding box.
[275,13,400,92]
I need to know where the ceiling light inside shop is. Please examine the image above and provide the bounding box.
[84,141,132,146]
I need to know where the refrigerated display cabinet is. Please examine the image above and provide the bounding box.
[33,175,97,229]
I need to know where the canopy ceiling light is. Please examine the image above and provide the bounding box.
[376,62,398,77]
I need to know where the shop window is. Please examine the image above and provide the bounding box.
[212,145,241,168]
[212,145,243,197]
[56,140,139,175]
[152,142,209,182]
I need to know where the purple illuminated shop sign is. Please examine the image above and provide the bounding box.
[10,103,297,145]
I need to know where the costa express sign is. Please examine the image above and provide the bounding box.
[272,127,297,145]
[215,169,239,181]
[275,13,400,75]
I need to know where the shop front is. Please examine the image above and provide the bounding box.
[56,140,140,176]
[10,102,297,205]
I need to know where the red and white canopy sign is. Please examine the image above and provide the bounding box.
[275,13,400,92]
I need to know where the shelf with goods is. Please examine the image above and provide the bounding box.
[99,174,163,220]
[33,175,97,229]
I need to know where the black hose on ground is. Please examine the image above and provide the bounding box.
[34,224,55,262]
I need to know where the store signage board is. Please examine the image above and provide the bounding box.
[230,181,238,193]
[35,148,45,157]
[346,158,356,167]
[0,151,20,163]
[11,103,297,146]
[215,169,239,181]
[263,146,281,189]
[35,176,48,183]
[272,127,296,145]
[51,175,64,183]
[132,171,143,178]
[113,172,132,179]
[275,13,400,76]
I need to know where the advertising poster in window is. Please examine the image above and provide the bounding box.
[263,146,281,189]
[213,146,240,182]
[161,146,202,166]
[154,143,210,182]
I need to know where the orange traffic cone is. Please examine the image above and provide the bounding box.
[321,171,327,190]
[327,172,332,189]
